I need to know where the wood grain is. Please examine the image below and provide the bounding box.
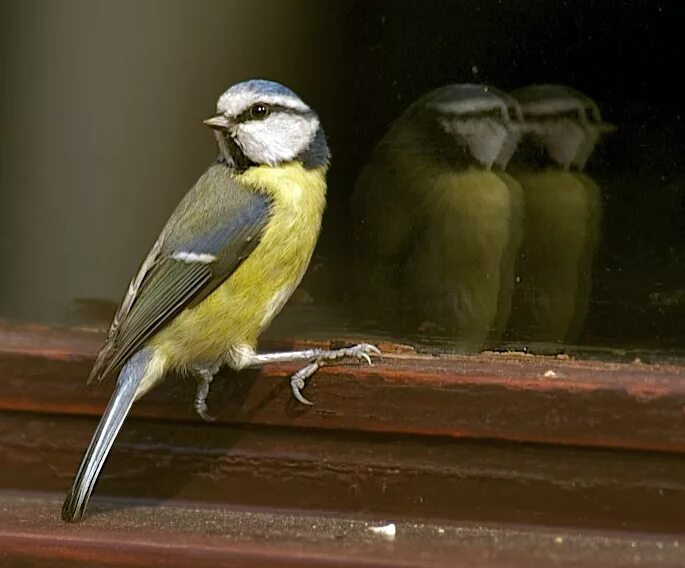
[0,492,683,568]
[1,321,684,453]
[1,320,684,565]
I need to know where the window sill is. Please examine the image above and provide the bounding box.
[0,491,681,568]
[1,320,684,452]
[0,320,683,565]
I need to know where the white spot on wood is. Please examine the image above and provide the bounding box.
[369,523,396,538]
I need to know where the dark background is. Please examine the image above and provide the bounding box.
[331,0,684,353]
[1,0,683,353]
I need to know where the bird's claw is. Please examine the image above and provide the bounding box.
[194,400,217,422]
[288,343,381,406]
[290,362,318,406]
[290,377,313,406]
[335,343,381,366]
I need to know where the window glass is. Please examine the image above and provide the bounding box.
[1,0,682,361]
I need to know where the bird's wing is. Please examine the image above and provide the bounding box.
[88,179,272,384]
[88,233,165,384]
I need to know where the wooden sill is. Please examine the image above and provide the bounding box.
[1,320,684,452]
[0,491,682,568]
[0,320,684,565]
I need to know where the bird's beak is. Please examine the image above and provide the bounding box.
[204,114,231,131]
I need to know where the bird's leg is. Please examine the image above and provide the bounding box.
[247,343,381,406]
[193,367,217,422]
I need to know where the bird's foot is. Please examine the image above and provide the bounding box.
[290,343,381,406]
[194,367,217,422]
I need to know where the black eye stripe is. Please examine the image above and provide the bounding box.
[448,109,510,120]
[521,109,586,121]
[421,106,514,122]
[234,104,313,124]
[459,110,503,119]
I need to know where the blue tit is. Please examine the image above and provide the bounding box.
[507,85,613,345]
[62,79,381,523]
[352,84,524,351]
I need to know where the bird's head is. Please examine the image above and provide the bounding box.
[204,80,329,171]
[512,84,614,171]
[384,84,523,171]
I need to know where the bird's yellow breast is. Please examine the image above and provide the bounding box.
[150,162,327,368]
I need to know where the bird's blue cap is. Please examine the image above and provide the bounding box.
[228,79,299,98]
[217,79,311,115]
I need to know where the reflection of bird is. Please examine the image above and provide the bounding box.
[507,85,613,345]
[351,84,525,350]
[62,80,380,523]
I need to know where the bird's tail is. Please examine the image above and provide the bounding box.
[61,348,161,522]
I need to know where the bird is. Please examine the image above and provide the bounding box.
[61,79,380,523]
[351,84,525,351]
[506,84,613,346]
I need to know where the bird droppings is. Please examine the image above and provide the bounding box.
[543,370,558,378]
[369,523,397,538]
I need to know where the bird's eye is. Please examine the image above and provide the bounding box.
[250,103,270,119]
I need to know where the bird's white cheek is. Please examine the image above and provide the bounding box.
[574,128,601,170]
[534,122,586,170]
[237,116,316,165]
[236,123,277,164]
[448,119,511,170]
[495,128,523,169]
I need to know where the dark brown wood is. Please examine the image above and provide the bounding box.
[0,412,684,532]
[1,320,685,565]
[1,321,684,453]
[0,492,683,568]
